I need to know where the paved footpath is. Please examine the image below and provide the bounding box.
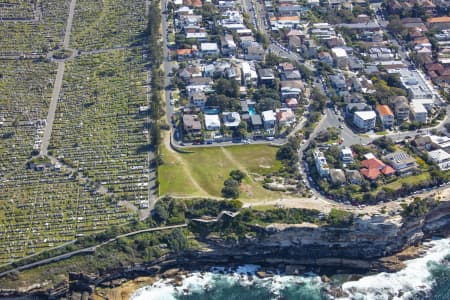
[0,224,187,278]
[40,0,77,155]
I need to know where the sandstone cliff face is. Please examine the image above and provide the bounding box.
[196,200,450,271]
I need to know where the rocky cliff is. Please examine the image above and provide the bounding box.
[188,199,450,272]
[1,200,449,298]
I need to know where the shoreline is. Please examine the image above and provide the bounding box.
[92,242,436,300]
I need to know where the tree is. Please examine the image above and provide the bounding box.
[221,185,240,199]
[166,228,188,251]
[229,170,246,183]
[154,202,169,224]
[214,78,239,98]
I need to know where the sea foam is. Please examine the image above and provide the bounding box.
[340,238,450,300]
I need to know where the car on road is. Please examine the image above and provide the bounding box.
[265,136,275,141]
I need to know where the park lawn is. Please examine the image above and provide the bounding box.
[158,143,283,200]
[158,145,208,197]
[374,172,431,194]
[385,172,431,190]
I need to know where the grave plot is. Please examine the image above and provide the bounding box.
[0,167,131,265]
[0,59,56,174]
[50,49,150,206]
[70,0,147,51]
[0,0,70,55]
[0,1,36,20]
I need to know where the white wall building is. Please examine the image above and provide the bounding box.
[314,150,330,177]
[353,111,376,132]
[204,114,221,131]
[428,149,450,170]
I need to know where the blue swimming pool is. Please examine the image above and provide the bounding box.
[248,107,256,115]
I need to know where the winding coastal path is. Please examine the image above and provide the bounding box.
[0,224,187,278]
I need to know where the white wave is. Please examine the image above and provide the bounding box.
[340,238,450,300]
[130,265,322,300]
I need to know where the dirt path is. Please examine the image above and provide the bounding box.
[220,147,255,183]
[163,133,211,197]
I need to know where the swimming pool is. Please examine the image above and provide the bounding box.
[248,107,256,115]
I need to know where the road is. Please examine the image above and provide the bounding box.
[40,0,77,156]
[0,224,187,278]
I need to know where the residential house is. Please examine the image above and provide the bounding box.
[340,147,354,163]
[353,111,377,132]
[314,150,330,177]
[318,51,333,65]
[204,114,221,131]
[186,77,213,97]
[383,151,417,175]
[280,80,303,101]
[262,110,276,129]
[221,34,237,56]
[285,98,299,110]
[410,102,427,123]
[392,96,410,123]
[376,105,395,128]
[176,48,194,61]
[281,69,302,81]
[360,157,395,180]
[331,47,349,68]
[190,91,207,108]
[250,114,263,130]
[330,169,346,185]
[329,73,347,92]
[200,43,219,56]
[397,69,434,100]
[185,27,207,40]
[258,68,275,85]
[276,108,296,126]
[245,43,265,61]
[183,114,202,132]
[241,61,258,85]
[346,169,363,184]
[427,17,450,30]
[223,112,241,128]
[428,149,450,171]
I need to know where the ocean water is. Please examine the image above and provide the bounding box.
[131,238,450,300]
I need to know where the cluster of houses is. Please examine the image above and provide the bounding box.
[314,146,419,185]
[170,0,310,142]
[301,20,440,131]
[379,13,450,90]
[413,134,450,171]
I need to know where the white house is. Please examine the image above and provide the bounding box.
[353,111,376,132]
[340,147,354,163]
[200,43,219,56]
[262,110,276,129]
[411,102,428,123]
[376,105,395,128]
[331,47,348,68]
[223,112,241,127]
[314,150,330,177]
[204,114,221,130]
[428,149,450,170]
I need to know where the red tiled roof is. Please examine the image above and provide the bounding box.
[425,63,444,72]
[177,49,192,55]
[377,105,394,117]
[360,158,395,180]
[360,167,380,180]
[428,17,450,24]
